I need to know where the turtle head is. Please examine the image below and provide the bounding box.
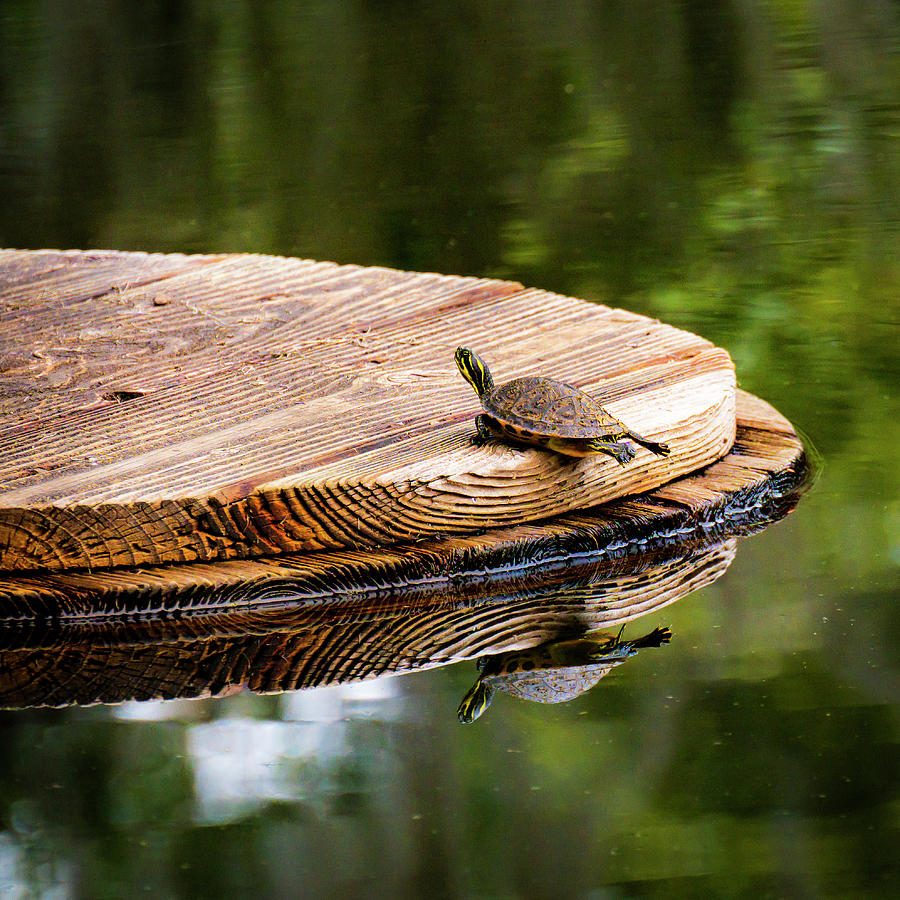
[457,679,495,724]
[455,347,495,398]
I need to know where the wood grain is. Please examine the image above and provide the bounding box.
[1,250,735,570]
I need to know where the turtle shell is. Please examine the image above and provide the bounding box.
[485,663,617,704]
[481,376,628,440]
[478,638,637,704]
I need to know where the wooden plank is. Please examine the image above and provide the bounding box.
[0,250,735,570]
[0,388,808,708]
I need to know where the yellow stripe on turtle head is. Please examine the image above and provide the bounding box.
[455,347,495,398]
[457,680,494,723]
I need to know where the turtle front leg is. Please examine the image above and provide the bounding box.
[624,430,671,457]
[471,414,493,446]
[584,438,636,465]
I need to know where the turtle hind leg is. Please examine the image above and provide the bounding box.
[626,431,671,457]
[582,438,636,466]
[590,625,672,662]
[626,625,673,650]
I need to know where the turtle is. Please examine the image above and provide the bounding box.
[454,346,670,463]
[457,625,672,723]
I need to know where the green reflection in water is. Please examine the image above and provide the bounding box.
[0,0,897,897]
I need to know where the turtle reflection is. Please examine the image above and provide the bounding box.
[457,625,671,723]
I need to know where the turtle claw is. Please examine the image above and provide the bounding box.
[611,446,636,466]
[585,439,636,465]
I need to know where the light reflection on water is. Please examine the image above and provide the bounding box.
[114,682,404,826]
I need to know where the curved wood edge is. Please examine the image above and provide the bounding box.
[0,352,735,571]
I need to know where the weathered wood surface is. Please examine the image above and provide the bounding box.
[0,249,736,571]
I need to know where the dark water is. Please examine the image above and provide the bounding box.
[1,2,898,897]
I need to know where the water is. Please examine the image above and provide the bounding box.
[1,2,898,897]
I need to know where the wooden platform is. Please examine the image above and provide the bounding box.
[1,250,735,571]
[0,390,809,708]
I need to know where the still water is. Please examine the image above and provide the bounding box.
[1,2,898,897]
